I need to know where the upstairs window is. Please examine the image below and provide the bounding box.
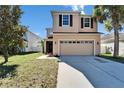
[84,18,90,27]
[62,15,70,26]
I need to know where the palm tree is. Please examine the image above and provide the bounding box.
[93,5,124,57]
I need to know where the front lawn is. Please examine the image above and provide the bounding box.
[0,53,58,88]
[98,54,124,64]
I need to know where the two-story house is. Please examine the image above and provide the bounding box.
[44,11,101,56]
[21,31,42,52]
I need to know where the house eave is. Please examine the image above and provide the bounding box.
[53,32,103,34]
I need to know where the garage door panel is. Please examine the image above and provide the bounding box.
[60,40,94,55]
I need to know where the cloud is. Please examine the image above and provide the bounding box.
[72,5,78,11]
[35,32,40,36]
[70,5,85,14]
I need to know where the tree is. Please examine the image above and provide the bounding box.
[0,5,27,63]
[41,40,44,53]
[93,5,124,57]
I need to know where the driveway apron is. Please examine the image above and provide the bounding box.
[57,59,93,88]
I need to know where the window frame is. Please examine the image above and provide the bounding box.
[83,17,91,28]
[62,14,70,27]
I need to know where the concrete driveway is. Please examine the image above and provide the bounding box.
[59,56,124,88]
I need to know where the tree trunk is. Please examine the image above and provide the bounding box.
[3,47,9,64]
[3,52,8,63]
[113,29,119,57]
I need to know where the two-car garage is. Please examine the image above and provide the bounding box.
[59,40,95,55]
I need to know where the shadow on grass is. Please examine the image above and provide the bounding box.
[0,64,18,79]
[17,51,40,55]
[98,55,124,64]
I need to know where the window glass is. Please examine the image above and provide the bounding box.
[77,41,80,44]
[85,23,90,27]
[89,41,93,43]
[84,18,90,27]
[63,41,67,43]
[85,18,90,22]
[73,41,76,43]
[85,41,88,43]
[60,41,63,44]
[81,41,84,44]
[62,15,69,26]
[69,41,72,43]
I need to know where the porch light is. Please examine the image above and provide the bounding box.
[97,42,99,45]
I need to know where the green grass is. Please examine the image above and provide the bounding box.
[98,53,124,64]
[0,53,58,88]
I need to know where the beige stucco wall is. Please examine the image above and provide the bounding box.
[79,15,97,32]
[53,34,100,55]
[52,12,97,33]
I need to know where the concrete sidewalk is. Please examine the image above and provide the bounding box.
[57,62,93,88]
[37,55,59,60]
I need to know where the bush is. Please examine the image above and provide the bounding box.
[106,51,112,54]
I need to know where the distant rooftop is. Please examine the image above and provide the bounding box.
[101,32,124,43]
[27,31,41,39]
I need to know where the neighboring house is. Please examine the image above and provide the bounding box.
[101,33,124,56]
[44,11,101,56]
[21,31,42,52]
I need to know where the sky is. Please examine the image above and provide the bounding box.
[20,5,110,38]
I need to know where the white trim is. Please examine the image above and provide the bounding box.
[58,39,96,56]
[94,40,96,56]
[58,40,60,55]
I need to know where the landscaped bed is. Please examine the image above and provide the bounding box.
[0,53,58,88]
[98,54,124,64]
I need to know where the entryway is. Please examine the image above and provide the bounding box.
[46,41,53,53]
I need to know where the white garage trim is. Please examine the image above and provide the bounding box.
[58,39,96,56]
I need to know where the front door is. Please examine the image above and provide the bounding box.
[46,41,53,53]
